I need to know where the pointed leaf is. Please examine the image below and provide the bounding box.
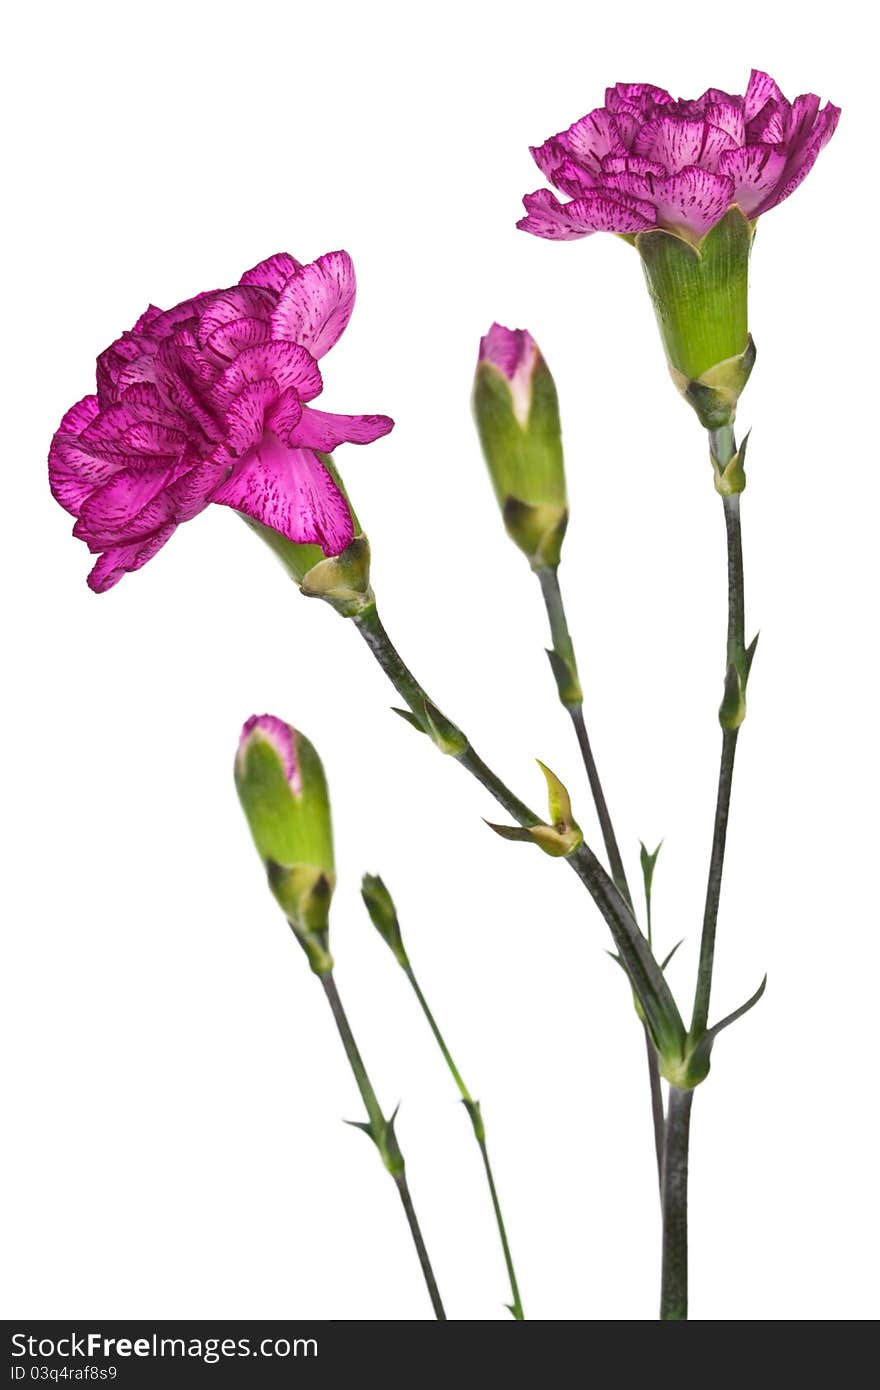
[392,706,426,733]
[685,974,767,1084]
[423,700,468,756]
[484,820,535,843]
[660,939,685,972]
[536,759,574,826]
[706,974,767,1042]
[546,648,582,707]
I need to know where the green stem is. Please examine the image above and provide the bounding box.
[320,972,446,1320]
[691,729,739,1039]
[404,964,525,1320]
[353,606,685,1059]
[537,566,630,901]
[691,429,746,1039]
[660,426,746,1322]
[537,564,665,1189]
[660,1086,693,1320]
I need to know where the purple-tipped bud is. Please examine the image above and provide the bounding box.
[479,325,541,427]
[237,715,301,793]
[473,324,567,570]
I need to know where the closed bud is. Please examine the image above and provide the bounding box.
[473,325,568,569]
[361,874,409,968]
[235,715,336,972]
[635,207,756,428]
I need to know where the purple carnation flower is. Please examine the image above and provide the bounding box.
[49,251,393,592]
[519,70,839,242]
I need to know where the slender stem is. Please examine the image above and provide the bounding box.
[691,432,747,1039]
[353,606,685,1059]
[394,1172,447,1321]
[644,1025,665,1189]
[476,1135,523,1321]
[660,1086,693,1320]
[537,564,665,1187]
[405,966,471,1101]
[321,971,385,1133]
[538,566,631,904]
[660,427,746,1322]
[404,964,525,1319]
[691,729,739,1038]
[320,972,446,1320]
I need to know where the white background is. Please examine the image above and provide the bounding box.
[3,0,876,1322]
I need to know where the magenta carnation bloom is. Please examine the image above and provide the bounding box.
[519,70,839,242]
[49,251,393,592]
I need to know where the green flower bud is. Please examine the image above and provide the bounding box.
[473,324,568,569]
[635,207,756,428]
[235,715,335,973]
[360,874,409,968]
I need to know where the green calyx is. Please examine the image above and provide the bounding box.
[473,353,569,569]
[636,207,756,427]
[239,453,374,617]
[503,498,568,571]
[269,863,334,975]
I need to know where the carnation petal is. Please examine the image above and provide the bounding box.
[744,69,785,124]
[651,168,736,237]
[705,101,745,145]
[270,251,356,359]
[634,116,735,173]
[518,187,655,240]
[285,406,394,452]
[75,468,181,546]
[755,102,840,215]
[166,462,227,522]
[562,108,627,175]
[211,436,354,555]
[195,288,274,348]
[601,154,665,176]
[718,144,788,216]
[551,157,599,199]
[746,98,788,145]
[530,136,566,181]
[224,379,285,455]
[239,253,304,292]
[205,316,271,362]
[214,342,322,407]
[87,525,177,594]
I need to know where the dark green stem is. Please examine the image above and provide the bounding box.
[537,566,630,901]
[691,430,746,1039]
[660,1086,693,1320]
[691,729,739,1039]
[404,964,524,1319]
[353,606,685,1060]
[320,972,446,1320]
[537,565,665,1190]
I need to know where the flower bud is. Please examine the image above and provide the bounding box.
[243,453,375,617]
[635,207,756,428]
[361,874,409,968]
[473,325,568,569]
[235,715,335,973]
